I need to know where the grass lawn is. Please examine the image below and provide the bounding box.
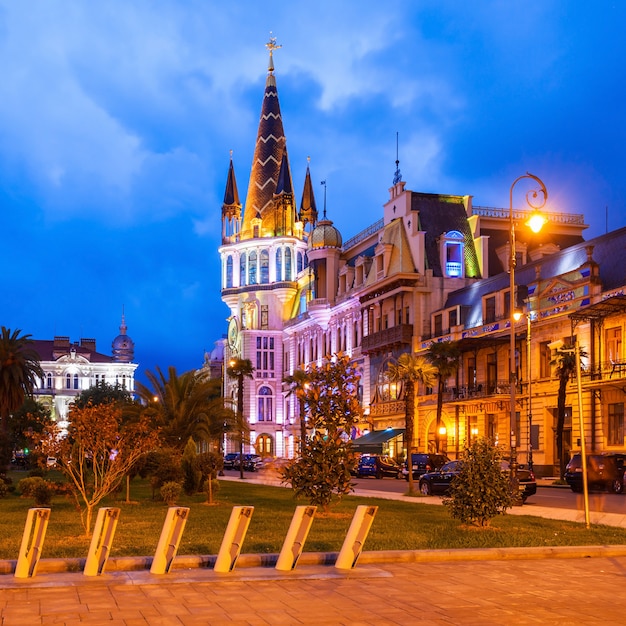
[1,470,626,560]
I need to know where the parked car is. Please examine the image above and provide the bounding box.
[565,453,626,493]
[223,453,240,469]
[402,453,450,480]
[356,455,402,479]
[418,459,537,502]
[240,454,264,472]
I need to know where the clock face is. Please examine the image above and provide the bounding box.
[227,317,239,350]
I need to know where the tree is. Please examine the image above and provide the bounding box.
[443,438,513,527]
[73,381,132,409]
[425,341,461,452]
[226,358,254,479]
[387,353,437,495]
[10,398,52,462]
[0,327,44,467]
[281,354,362,512]
[283,369,311,454]
[136,366,231,451]
[38,402,160,534]
[551,342,587,479]
[181,436,202,495]
[196,451,223,504]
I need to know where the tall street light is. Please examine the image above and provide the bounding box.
[509,173,548,501]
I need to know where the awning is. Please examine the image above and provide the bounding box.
[352,428,405,453]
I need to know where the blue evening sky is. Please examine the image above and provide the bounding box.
[1,1,625,382]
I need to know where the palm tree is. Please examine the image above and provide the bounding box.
[136,366,231,451]
[283,369,311,455]
[551,342,586,479]
[0,327,44,467]
[387,353,437,495]
[226,358,254,479]
[425,341,461,452]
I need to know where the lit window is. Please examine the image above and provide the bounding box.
[258,386,273,422]
[226,256,233,288]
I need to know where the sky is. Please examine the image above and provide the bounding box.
[1,1,626,384]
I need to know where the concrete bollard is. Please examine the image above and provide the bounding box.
[15,508,51,578]
[214,506,254,573]
[275,505,317,571]
[335,505,378,570]
[84,507,121,576]
[150,507,190,574]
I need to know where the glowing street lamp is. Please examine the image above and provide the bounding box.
[508,173,548,502]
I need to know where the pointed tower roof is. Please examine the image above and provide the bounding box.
[241,36,291,239]
[275,148,293,196]
[299,158,318,228]
[222,152,241,208]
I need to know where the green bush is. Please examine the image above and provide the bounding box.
[160,481,183,506]
[17,476,53,505]
[443,438,513,527]
[18,476,46,497]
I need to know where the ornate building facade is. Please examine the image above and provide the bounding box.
[32,314,137,434]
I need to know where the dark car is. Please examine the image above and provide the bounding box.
[565,453,626,494]
[356,455,402,479]
[419,459,537,502]
[223,453,240,469]
[241,454,264,471]
[402,453,450,480]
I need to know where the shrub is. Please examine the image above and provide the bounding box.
[27,467,45,478]
[0,481,8,498]
[181,438,202,495]
[18,476,46,497]
[443,438,513,527]
[160,481,183,506]
[17,476,53,505]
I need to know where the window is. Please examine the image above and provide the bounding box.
[442,231,464,278]
[240,252,247,286]
[469,415,479,444]
[487,414,498,443]
[258,386,273,422]
[484,296,496,324]
[606,327,622,363]
[297,251,303,273]
[226,256,233,288]
[256,336,275,378]
[285,248,292,280]
[66,374,71,389]
[248,251,257,285]
[47,373,52,389]
[608,403,624,446]
[256,434,273,455]
[260,249,269,284]
[73,374,79,390]
[276,249,282,281]
[539,341,552,378]
[434,314,443,336]
[449,309,457,328]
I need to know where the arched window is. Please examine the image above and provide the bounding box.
[249,251,257,285]
[260,249,269,284]
[285,248,292,281]
[258,386,273,422]
[226,255,233,288]
[376,360,400,402]
[256,434,273,456]
[276,248,283,281]
[443,230,465,278]
[297,251,303,273]
[240,252,247,286]
[47,373,52,389]
[66,374,71,389]
[73,373,79,390]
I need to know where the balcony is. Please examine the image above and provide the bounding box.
[362,324,413,355]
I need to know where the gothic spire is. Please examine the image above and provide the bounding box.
[221,151,242,243]
[299,157,318,229]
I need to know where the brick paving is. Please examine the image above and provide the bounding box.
[2,556,626,625]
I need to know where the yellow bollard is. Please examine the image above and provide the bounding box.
[275,505,316,571]
[214,506,254,573]
[84,507,121,576]
[150,507,190,574]
[15,508,51,578]
[334,505,378,570]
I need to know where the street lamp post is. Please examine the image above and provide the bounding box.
[509,173,548,501]
[526,312,534,471]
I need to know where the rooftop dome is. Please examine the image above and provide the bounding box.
[308,218,342,250]
[112,313,135,363]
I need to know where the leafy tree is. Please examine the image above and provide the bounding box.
[388,353,437,495]
[138,448,184,499]
[196,451,223,504]
[37,402,160,534]
[443,438,513,527]
[0,327,44,467]
[551,342,587,479]
[10,398,52,461]
[281,354,362,512]
[181,437,202,495]
[73,381,132,409]
[226,358,254,479]
[283,369,311,454]
[136,366,232,451]
[425,341,461,452]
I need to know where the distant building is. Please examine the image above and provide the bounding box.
[32,314,137,432]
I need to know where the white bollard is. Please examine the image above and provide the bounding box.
[150,507,190,574]
[275,505,316,571]
[84,507,121,576]
[214,506,254,573]
[335,505,378,570]
[15,508,51,578]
